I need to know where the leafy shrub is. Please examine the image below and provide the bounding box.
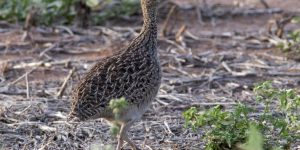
[276,16,300,53]
[92,0,139,24]
[0,0,140,25]
[0,0,76,24]
[183,81,300,150]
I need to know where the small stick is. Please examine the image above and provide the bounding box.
[39,43,57,57]
[25,71,30,99]
[221,61,233,73]
[9,68,36,86]
[56,26,74,36]
[16,104,32,115]
[23,8,35,31]
[175,24,187,43]
[56,68,75,98]
[260,0,269,9]
[185,30,201,41]
[163,121,175,135]
[155,99,169,106]
[161,5,176,37]
[160,38,186,52]
[22,7,38,41]
[195,0,204,24]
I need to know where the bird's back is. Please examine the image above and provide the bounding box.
[69,35,161,121]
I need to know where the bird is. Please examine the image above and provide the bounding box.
[68,0,161,149]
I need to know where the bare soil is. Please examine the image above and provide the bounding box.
[0,0,299,150]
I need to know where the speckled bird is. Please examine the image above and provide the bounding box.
[68,0,161,149]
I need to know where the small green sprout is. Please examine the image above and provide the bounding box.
[109,97,128,120]
[108,97,128,137]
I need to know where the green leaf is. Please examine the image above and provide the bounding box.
[109,125,120,137]
[86,0,99,8]
[109,97,128,120]
[291,16,300,23]
[239,124,264,150]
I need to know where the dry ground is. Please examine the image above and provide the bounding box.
[0,0,300,149]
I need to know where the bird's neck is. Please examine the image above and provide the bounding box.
[125,0,158,57]
[140,0,157,38]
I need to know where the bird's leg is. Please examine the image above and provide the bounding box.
[116,121,138,150]
[116,134,124,150]
[116,123,123,150]
[122,133,139,150]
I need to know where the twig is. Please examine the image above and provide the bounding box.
[163,121,175,135]
[195,0,204,24]
[145,145,153,150]
[12,60,71,69]
[15,104,32,115]
[231,62,273,69]
[9,68,36,86]
[160,38,186,52]
[266,71,300,77]
[25,71,30,99]
[12,62,44,69]
[22,7,38,41]
[260,0,269,8]
[23,7,37,32]
[7,121,43,126]
[168,65,190,76]
[185,30,211,42]
[161,5,176,37]
[215,81,232,96]
[175,25,187,44]
[56,68,75,98]
[158,94,183,102]
[222,62,257,77]
[202,7,282,18]
[56,26,74,36]
[221,61,233,73]
[155,99,169,106]
[39,43,58,57]
[113,26,140,37]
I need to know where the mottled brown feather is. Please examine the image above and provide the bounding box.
[69,0,161,123]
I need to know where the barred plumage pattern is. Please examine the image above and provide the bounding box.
[69,0,160,149]
[70,38,161,120]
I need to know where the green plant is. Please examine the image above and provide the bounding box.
[183,104,252,149]
[277,29,300,52]
[276,16,300,53]
[0,0,140,25]
[108,97,128,137]
[254,81,300,142]
[0,0,76,24]
[239,124,264,150]
[92,0,139,24]
[291,16,300,24]
[183,81,300,150]
[239,124,283,150]
[89,97,129,150]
